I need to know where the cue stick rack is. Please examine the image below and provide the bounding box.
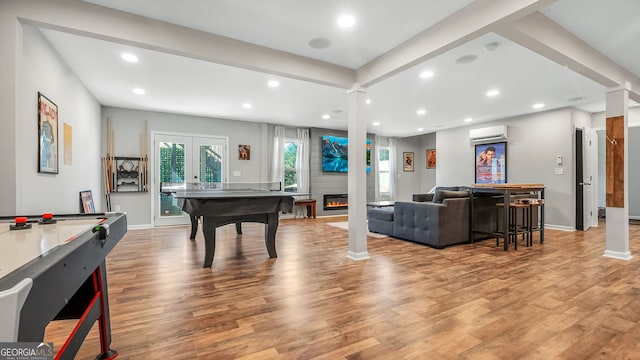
[101,119,148,211]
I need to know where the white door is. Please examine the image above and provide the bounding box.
[154,134,227,226]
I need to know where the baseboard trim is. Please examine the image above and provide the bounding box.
[128,224,152,230]
[544,224,574,231]
[347,251,369,261]
[603,250,633,260]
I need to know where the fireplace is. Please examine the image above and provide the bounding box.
[323,194,348,210]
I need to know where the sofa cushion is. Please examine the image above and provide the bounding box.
[412,193,434,202]
[367,207,394,221]
[433,190,469,203]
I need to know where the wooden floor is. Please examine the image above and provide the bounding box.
[46,217,640,359]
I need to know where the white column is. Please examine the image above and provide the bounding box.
[346,83,369,260]
[603,86,631,260]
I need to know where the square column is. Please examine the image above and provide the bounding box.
[346,83,369,260]
[603,86,631,260]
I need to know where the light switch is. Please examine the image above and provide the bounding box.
[555,167,564,175]
[233,171,241,177]
[556,156,563,165]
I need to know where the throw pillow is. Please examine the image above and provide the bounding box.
[432,190,469,203]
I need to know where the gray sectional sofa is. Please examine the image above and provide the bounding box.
[367,186,500,248]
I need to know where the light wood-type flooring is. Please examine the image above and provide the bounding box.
[46,217,640,359]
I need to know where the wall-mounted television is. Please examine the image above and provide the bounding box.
[322,135,370,173]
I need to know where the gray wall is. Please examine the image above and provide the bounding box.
[420,133,437,194]
[309,128,375,216]
[394,135,425,201]
[102,107,269,226]
[437,108,578,229]
[13,25,102,215]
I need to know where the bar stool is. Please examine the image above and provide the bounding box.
[496,203,530,249]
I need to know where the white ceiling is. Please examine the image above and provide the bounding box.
[38,0,640,137]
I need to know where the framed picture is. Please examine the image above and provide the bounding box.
[38,92,59,174]
[238,145,250,160]
[475,141,507,184]
[426,149,436,169]
[79,190,95,213]
[403,152,414,172]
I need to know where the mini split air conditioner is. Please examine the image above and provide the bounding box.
[468,125,507,143]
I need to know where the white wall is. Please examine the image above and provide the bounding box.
[15,25,102,215]
[437,108,579,229]
[102,107,269,226]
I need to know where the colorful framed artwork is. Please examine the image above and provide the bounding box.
[79,190,95,213]
[238,145,250,160]
[403,152,414,172]
[427,149,436,169]
[475,141,507,184]
[38,92,58,174]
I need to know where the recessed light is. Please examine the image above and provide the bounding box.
[464,118,473,123]
[372,122,380,126]
[267,80,280,87]
[420,71,434,79]
[337,15,356,28]
[365,99,371,105]
[322,114,330,120]
[532,103,545,109]
[243,103,252,109]
[416,109,426,115]
[417,128,424,132]
[486,89,500,97]
[121,53,138,62]
[132,88,145,95]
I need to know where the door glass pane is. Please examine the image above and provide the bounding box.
[159,141,186,217]
[198,144,224,182]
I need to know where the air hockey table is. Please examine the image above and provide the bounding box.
[0,212,127,360]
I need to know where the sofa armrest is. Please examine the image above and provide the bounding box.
[412,193,434,202]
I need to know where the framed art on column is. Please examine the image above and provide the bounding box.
[38,92,59,174]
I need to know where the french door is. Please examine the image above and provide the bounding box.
[154,134,227,226]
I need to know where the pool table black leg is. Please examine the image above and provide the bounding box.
[265,212,278,258]
[235,221,242,234]
[189,215,198,240]
[201,217,216,268]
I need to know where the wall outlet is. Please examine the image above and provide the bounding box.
[555,167,564,175]
[233,171,241,177]
[115,205,121,212]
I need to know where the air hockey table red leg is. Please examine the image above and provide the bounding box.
[54,263,117,360]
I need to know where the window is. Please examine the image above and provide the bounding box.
[378,147,390,194]
[283,140,298,192]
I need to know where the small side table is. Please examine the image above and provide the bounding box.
[367,201,395,208]
[294,199,316,219]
